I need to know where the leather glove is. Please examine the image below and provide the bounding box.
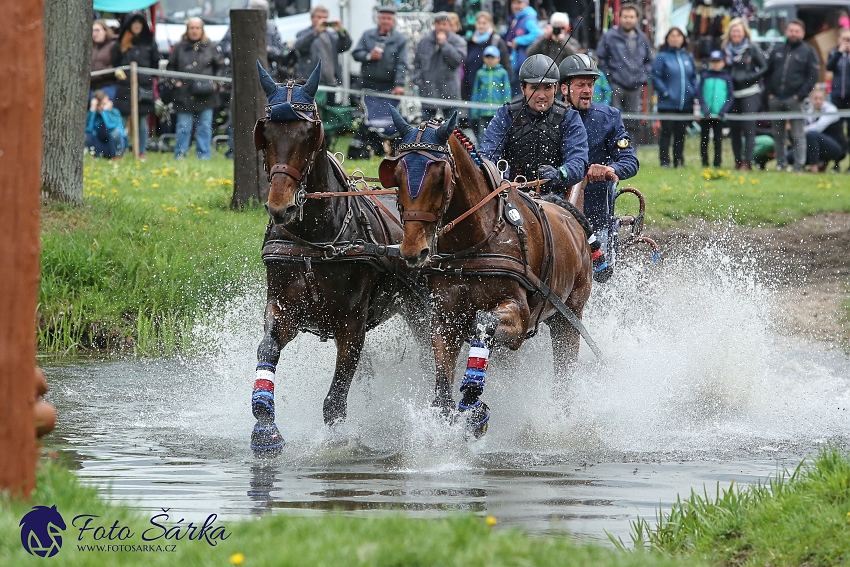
[538,164,567,185]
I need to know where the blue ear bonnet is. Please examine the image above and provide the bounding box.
[257,60,320,122]
[388,106,459,198]
[399,127,444,198]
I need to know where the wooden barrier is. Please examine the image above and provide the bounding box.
[0,0,45,498]
[230,9,270,208]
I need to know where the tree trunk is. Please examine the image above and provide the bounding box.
[0,0,45,498]
[41,0,92,204]
[230,9,270,209]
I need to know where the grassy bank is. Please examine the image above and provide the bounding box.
[4,450,850,565]
[39,156,265,355]
[39,139,850,354]
[1,459,695,567]
[619,449,850,566]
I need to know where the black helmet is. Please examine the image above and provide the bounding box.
[518,54,560,84]
[559,53,601,82]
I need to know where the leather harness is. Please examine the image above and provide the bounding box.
[254,92,425,308]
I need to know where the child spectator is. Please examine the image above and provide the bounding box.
[86,90,126,159]
[697,51,734,168]
[470,45,512,140]
[588,50,612,104]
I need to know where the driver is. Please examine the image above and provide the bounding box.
[559,53,638,281]
[480,54,588,196]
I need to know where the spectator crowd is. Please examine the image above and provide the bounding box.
[89,0,850,174]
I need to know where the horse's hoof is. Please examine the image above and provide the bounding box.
[458,400,490,439]
[251,423,284,457]
[431,397,455,420]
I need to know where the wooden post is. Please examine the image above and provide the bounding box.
[130,61,140,159]
[230,9,270,209]
[567,179,586,211]
[0,0,45,498]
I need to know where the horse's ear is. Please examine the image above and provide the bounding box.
[302,60,322,99]
[436,111,459,143]
[257,61,277,98]
[389,105,414,139]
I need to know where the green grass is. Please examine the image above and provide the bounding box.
[628,138,850,228]
[618,448,850,566]
[0,459,698,567]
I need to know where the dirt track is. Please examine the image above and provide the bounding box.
[647,212,850,348]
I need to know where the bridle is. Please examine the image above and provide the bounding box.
[379,120,455,227]
[253,80,325,219]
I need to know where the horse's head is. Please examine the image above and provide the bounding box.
[379,107,458,268]
[254,60,325,225]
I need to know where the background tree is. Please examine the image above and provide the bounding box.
[41,0,93,204]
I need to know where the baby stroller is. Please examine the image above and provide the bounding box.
[347,95,399,160]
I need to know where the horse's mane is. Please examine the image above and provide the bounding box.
[452,129,484,168]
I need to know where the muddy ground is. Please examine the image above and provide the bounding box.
[645,212,850,349]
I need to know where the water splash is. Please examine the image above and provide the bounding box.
[160,230,850,467]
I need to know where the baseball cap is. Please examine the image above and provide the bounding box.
[483,46,500,58]
[433,11,451,22]
[709,50,724,61]
[377,5,396,14]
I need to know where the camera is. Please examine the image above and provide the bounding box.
[552,26,563,35]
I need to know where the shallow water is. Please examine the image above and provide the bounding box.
[44,238,850,544]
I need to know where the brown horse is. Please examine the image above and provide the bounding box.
[379,110,593,436]
[250,62,426,454]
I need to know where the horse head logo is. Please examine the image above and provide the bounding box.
[20,505,66,558]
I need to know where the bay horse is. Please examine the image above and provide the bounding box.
[378,109,595,437]
[250,61,425,455]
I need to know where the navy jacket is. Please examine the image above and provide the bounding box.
[651,46,698,111]
[827,48,850,100]
[596,26,653,89]
[579,103,638,181]
[481,103,589,190]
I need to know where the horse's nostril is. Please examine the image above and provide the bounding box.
[419,248,429,261]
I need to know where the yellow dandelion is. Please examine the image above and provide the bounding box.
[142,226,148,231]
[485,516,498,526]
[152,183,159,188]
[230,553,245,565]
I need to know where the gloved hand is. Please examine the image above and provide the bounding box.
[538,165,568,188]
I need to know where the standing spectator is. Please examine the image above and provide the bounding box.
[294,5,352,90]
[112,11,160,158]
[218,0,284,69]
[595,3,652,135]
[826,27,850,169]
[86,90,126,159]
[218,0,285,159]
[167,18,221,160]
[697,51,734,168]
[350,5,408,157]
[651,27,698,168]
[413,12,467,121]
[589,50,612,104]
[90,20,117,103]
[470,45,512,140]
[503,0,542,95]
[797,87,847,172]
[765,19,819,173]
[462,11,511,101]
[723,18,767,171]
[526,13,581,66]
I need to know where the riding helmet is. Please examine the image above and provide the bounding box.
[558,53,601,82]
[518,54,560,84]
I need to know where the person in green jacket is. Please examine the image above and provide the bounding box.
[697,51,734,168]
[85,90,127,159]
[470,45,512,140]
